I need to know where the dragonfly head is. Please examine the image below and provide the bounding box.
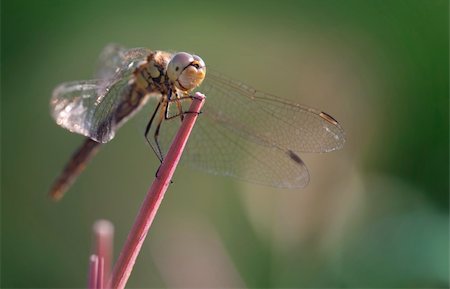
[167,52,206,92]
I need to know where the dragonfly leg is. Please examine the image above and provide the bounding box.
[145,98,191,178]
[154,164,174,184]
[153,96,199,182]
[165,109,202,120]
[165,98,185,121]
[153,111,165,162]
[144,102,164,162]
[165,96,202,121]
[176,98,184,122]
[153,107,173,182]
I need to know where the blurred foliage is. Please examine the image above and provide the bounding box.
[1,0,448,288]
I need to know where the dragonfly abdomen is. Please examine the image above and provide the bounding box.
[49,138,101,200]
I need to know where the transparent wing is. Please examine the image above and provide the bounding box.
[95,43,151,81]
[51,45,151,143]
[51,78,132,143]
[94,44,151,104]
[184,113,311,188]
[199,70,346,153]
[156,70,345,188]
[50,80,100,139]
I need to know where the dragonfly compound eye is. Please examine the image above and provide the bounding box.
[167,52,206,92]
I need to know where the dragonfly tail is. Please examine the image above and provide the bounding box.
[49,138,101,201]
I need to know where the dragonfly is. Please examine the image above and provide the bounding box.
[49,44,346,200]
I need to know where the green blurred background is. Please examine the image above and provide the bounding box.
[2,0,448,288]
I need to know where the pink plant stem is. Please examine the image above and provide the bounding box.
[93,220,114,286]
[108,93,206,289]
[97,257,104,289]
[88,255,99,289]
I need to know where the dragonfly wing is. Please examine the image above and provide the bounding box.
[95,43,151,81]
[94,44,151,105]
[187,113,311,188]
[51,80,101,139]
[198,70,346,154]
[155,70,345,188]
[95,43,127,80]
[51,78,132,143]
[154,99,310,188]
[87,77,133,142]
[52,44,151,143]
